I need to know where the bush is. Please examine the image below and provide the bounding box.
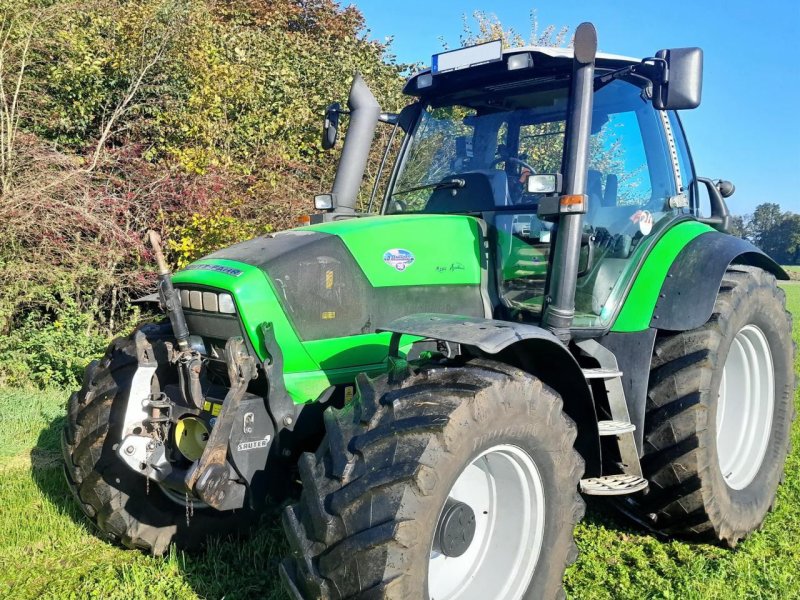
[0,300,117,389]
[167,208,273,269]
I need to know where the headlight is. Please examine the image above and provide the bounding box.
[218,293,235,314]
[202,292,218,312]
[177,289,236,314]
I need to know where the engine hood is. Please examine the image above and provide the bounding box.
[202,213,485,288]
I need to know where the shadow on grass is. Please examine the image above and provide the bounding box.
[32,416,292,600]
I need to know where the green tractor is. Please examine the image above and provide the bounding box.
[63,23,795,599]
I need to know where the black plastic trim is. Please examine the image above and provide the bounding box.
[652,232,788,331]
[597,329,657,453]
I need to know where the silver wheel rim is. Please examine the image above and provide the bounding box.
[717,324,775,490]
[427,444,545,600]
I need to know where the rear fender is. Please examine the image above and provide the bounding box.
[651,232,788,331]
[380,313,601,475]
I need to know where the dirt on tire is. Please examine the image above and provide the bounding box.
[281,358,585,599]
[629,265,795,546]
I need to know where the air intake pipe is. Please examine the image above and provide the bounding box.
[331,73,381,214]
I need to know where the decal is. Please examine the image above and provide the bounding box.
[236,435,272,452]
[184,263,243,277]
[435,262,466,273]
[383,248,415,271]
[631,210,654,236]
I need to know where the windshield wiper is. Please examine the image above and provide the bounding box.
[393,177,466,196]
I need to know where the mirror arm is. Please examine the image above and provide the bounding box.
[696,177,731,233]
[596,57,668,92]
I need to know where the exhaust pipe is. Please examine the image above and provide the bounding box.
[542,22,598,341]
[331,73,381,214]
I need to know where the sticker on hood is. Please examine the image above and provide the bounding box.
[383,248,415,271]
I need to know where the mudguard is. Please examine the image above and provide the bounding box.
[380,313,601,475]
[651,232,788,331]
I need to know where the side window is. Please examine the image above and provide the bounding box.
[574,80,679,328]
[667,110,698,214]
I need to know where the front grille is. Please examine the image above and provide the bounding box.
[175,285,248,358]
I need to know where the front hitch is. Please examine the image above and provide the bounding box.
[184,336,257,510]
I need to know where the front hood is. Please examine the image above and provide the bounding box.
[202,214,485,288]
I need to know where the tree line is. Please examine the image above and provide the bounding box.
[729,203,800,265]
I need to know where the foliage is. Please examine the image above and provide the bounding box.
[167,208,272,269]
[731,202,800,264]
[0,0,408,387]
[0,299,113,388]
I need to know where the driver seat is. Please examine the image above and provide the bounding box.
[424,171,511,213]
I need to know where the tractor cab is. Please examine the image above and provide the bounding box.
[318,40,710,336]
[386,51,690,327]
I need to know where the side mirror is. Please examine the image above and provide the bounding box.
[322,102,342,150]
[651,47,703,110]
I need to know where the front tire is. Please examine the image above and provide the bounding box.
[632,265,795,546]
[281,359,585,600]
[62,326,255,555]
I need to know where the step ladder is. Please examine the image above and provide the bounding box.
[577,340,648,496]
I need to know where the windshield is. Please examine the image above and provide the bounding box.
[385,84,569,214]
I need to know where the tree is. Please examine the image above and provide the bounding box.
[735,203,800,265]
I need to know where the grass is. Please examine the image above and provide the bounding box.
[1,287,799,599]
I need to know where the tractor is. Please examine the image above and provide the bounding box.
[62,23,795,600]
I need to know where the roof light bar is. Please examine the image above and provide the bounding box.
[431,39,503,75]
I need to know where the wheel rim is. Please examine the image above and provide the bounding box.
[717,324,775,490]
[427,444,545,600]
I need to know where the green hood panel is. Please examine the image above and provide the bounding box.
[299,214,484,287]
[172,260,317,373]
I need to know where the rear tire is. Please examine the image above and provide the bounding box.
[280,359,585,599]
[632,265,795,546]
[62,325,255,555]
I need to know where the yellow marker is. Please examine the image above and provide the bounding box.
[325,270,334,289]
[321,311,336,320]
[212,403,222,417]
[203,401,212,412]
[344,386,354,404]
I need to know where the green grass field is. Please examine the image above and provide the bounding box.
[1,288,799,599]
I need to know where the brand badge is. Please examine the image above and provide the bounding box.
[184,263,243,277]
[383,248,415,271]
[236,435,272,452]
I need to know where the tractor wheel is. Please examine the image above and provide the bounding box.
[632,265,795,546]
[62,327,255,555]
[280,359,585,600]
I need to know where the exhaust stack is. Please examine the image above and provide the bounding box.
[331,73,381,214]
[542,22,598,341]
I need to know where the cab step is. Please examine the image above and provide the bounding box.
[580,474,648,496]
[581,367,623,379]
[597,419,636,436]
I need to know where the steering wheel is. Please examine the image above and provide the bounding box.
[490,155,537,175]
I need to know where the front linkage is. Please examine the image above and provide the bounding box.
[114,234,295,512]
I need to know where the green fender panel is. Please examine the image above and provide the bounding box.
[611,220,714,332]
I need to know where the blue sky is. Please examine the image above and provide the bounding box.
[353,0,800,216]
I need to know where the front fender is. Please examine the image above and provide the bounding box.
[380,313,601,475]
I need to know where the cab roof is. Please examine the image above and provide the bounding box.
[403,45,639,98]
